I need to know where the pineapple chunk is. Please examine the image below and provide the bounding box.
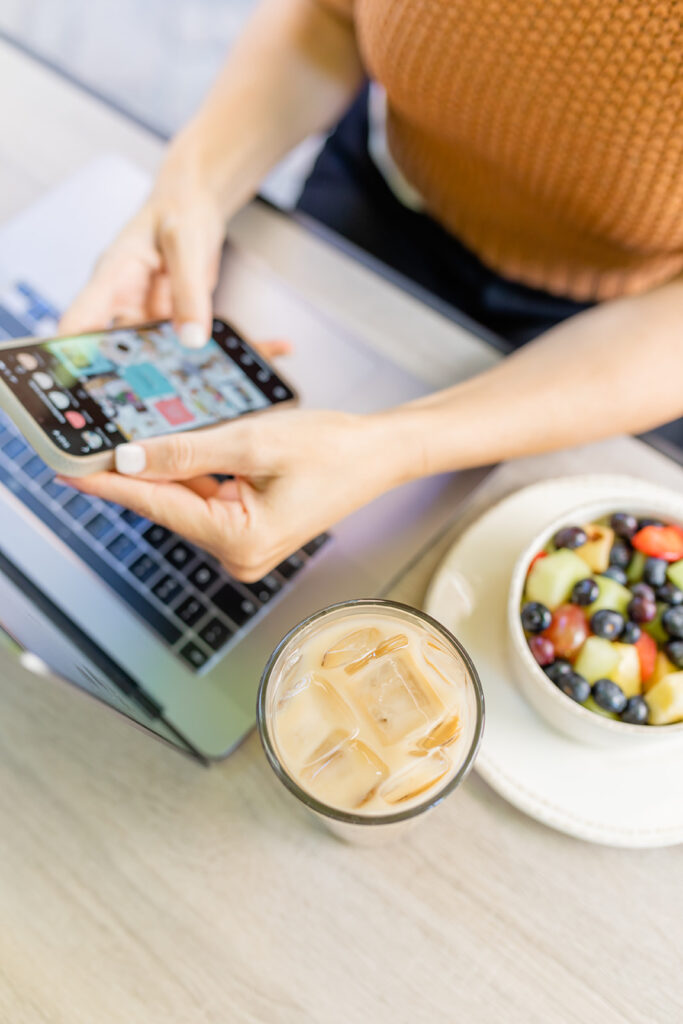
[645,671,683,725]
[587,576,632,617]
[574,637,618,683]
[525,549,590,610]
[646,651,677,693]
[610,642,642,698]
[575,524,614,573]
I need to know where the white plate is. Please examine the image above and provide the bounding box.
[424,474,683,848]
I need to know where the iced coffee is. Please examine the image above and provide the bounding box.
[257,600,483,834]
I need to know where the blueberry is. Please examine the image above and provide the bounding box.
[590,609,625,640]
[620,696,650,725]
[638,517,664,530]
[657,583,683,606]
[571,578,599,606]
[662,605,683,640]
[544,659,573,682]
[528,635,555,666]
[610,512,638,539]
[521,601,552,633]
[643,557,668,588]
[556,671,591,704]
[552,526,587,550]
[609,540,632,569]
[592,677,628,714]
[665,640,683,669]
[620,621,642,644]
[631,582,656,602]
[627,595,657,623]
[602,566,627,585]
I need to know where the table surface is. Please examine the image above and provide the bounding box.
[0,39,681,1024]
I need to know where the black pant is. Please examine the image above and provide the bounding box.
[297,86,591,347]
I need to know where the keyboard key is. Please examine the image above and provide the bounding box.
[188,562,219,590]
[180,642,208,670]
[166,542,194,569]
[199,617,233,651]
[303,534,330,557]
[43,478,68,500]
[175,595,208,626]
[152,575,183,605]
[121,508,145,528]
[85,513,114,540]
[244,574,282,604]
[213,583,258,627]
[22,455,48,479]
[0,464,182,646]
[129,554,159,582]
[143,523,171,548]
[276,553,306,579]
[64,493,92,519]
[107,533,137,561]
[2,437,28,459]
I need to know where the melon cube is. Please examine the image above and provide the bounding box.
[587,576,632,617]
[647,651,677,693]
[573,637,618,683]
[525,549,591,610]
[666,559,683,591]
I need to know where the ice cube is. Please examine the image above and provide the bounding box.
[351,651,444,745]
[380,749,451,805]
[302,736,389,809]
[344,633,409,675]
[421,637,468,688]
[417,713,462,750]
[275,673,358,771]
[321,627,381,669]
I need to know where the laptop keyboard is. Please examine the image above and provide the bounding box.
[0,281,329,672]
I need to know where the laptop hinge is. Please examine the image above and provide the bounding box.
[0,544,208,764]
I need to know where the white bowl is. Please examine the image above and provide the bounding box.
[508,492,683,749]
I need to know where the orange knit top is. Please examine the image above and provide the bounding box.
[319,0,683,302]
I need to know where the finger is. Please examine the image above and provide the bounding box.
[157,216,213,348]
[112,419,275,481]
[147,272,173,321]
[253,339,293,359]
[60,253,156,335]
[57,472,228,552]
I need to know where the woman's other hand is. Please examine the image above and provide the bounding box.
[58,408,418,581]
[59,170,225,348]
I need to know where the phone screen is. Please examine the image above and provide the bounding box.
[0,319,294,457]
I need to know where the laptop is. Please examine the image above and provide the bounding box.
[0,156,489,761]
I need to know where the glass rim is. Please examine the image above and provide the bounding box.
[256,598,485,827]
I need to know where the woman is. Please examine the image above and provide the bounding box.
[61,0,683,582]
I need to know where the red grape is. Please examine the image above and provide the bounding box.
[542,604,589,659]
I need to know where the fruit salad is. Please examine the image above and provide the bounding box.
[520,512,683,726]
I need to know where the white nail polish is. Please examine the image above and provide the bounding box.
[116,443,146,475]
[178,322,207,349]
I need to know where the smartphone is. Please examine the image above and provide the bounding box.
[0,318,297,476]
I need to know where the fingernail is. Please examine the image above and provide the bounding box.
[115,443,146,475]
[178,322,208,349]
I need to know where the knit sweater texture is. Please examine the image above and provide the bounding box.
[321,0,683,300]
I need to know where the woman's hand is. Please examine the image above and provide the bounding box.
[59,171,225,347]
[59,409,417,581]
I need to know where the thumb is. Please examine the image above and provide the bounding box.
[158,215,214,349]
[113,420,269,481]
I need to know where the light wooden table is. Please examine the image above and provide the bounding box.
[0,39,681,1024]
